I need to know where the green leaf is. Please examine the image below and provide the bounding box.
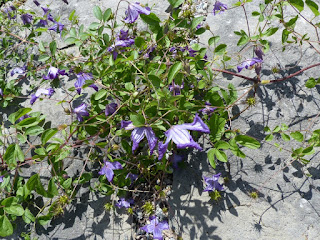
[302,146,314,155]
[306,0,319,16]
[103,8,112,22]
[148,75,161,88]
[281,133,291,141]
[41,129,58,145]
[215,149,228,162]
[208,36,220,46]
[38,214,53,226]
[290,131,304,142]
[288,0,304,12]
[4,204,24,216]
[64,37,77,45]
[38,54,50,62]
[23,208,35,224]
[95,89,107,100]
[25,126,44,136]
[207,149,216,168]
[282,29,290,43]
[209,115,226,142]
[89,22,100,30]
[191,16,204,29]
[17,117,38,128]
[0,215,13,237]
[49,41,57,55]
[167,0,184,8]
[215,140,230,150]
[47,178,59,197]
[237,35,249,46]
[140,13,161,26]
[214,44,227,55]
[167,62,182,84]
[3,144,24,168]
[235,135,261,149]
[305,77,316,88]
[125,82,134,91]
[264,27,279,37]
[265,134,274,141]
[229,139,246,158]
[39,41,46,52]
[8,108,32,124]
[93,6,103,21]
[62,178,72,189]
[130,114,145,127]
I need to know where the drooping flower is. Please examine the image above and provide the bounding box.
[105,103,118,116]
[41,7,55,22]
[21,14,33,25]
[255,47,264,60]
[126,172,138,183]
[11,66,26,76]
[43,66,66,80]
[121,121,158,155]
[30,88,55,105]
[0,88,3,96]
[18,114,31,122]
[199,102,217,115]
[62,0,69,4]
[48,21,64,33]
[237,58,263,72]
[74,72,97,94]
[4,6,16,19]
[203,173,224,192]
[169,82,184,96]
[33,0,40,6]
[213,1,228,15]
[108,30,135,60]
[116,198,134,209]
[140,216,169,240]
[98,161,123,182]
[158,114,210,160]
[74,103,89,122]
[124,2,151,24]
[0,175,4,183]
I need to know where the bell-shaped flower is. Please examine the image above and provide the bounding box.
[74,103,89,122]
[4,6,16,19]
[203,173,224,192]
[213,1,228,15]
[11,66,26,76]
[74,72,97,94]
[199,102,217,115]
[30,88,54,105]
[121,121,157,155]
[126,172,138,183]
[0,88,3,96]
[124,2,151,24]
[98,161,123,182]
[169,82,184,96]
[43,66,66,80]
[116,198,134,209]
[140,216,169,240]
[237,58,263,72]
[33,0,40,6]
[0,175,4,183]
[21,13,33,25]
[105,102,118,116]
[48,21,64,33]
[158,114,210,160]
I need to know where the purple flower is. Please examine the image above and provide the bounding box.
[48,21,64,33]
[141,216,169,240]
[0,88,3,96]
[108,30,135,60]
[0,175,3,183]
[126,172,138,183]
[18,114,31,122]
[187,47,197,57]
[200,102,217,115]
[158,114,210,160]
[98,161,123,182]
[203,173,224,192]
[255,47,264,60]
[124,2,151,24]
[74,103,89,122]
[170,154,184,169]
[75,72,93,94]
[237,58,263,72]
[33,0,40,6]
[62,0,69,4]
[121,121,157,155]
[30,88,55,105]
[11,66,26,76]
[105,103,118,116]
[116,198,134,209]
[41,7,55,22]
[4,6,16,19]
[213,1,228,15]
[169,82,184,96]
[43,67,66,80]
[21,14,33,25]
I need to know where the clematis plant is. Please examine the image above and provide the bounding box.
[73,103,89,122]
[121,121,157,155]
[124,2,151,23]
[98,161,123,182]
[140,216,169,240]
[43,66,67,80]
[203,173,224,192]
[213,1,228,15]
[116,198,134,209]
[30,88,55,105]
[158,114,210,160]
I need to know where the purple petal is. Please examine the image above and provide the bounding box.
[180,114,210,133]
[121,120,135,130]
[21,14,33,25]
[89,84,98,91]
[110,161,122,170]
[0,88,3,96]
[30,94,38,105]
[105,102,118,116]
[158,141,169,160]
[124,3,150,23]
[145,127,157,154]
[131,127,146,152]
